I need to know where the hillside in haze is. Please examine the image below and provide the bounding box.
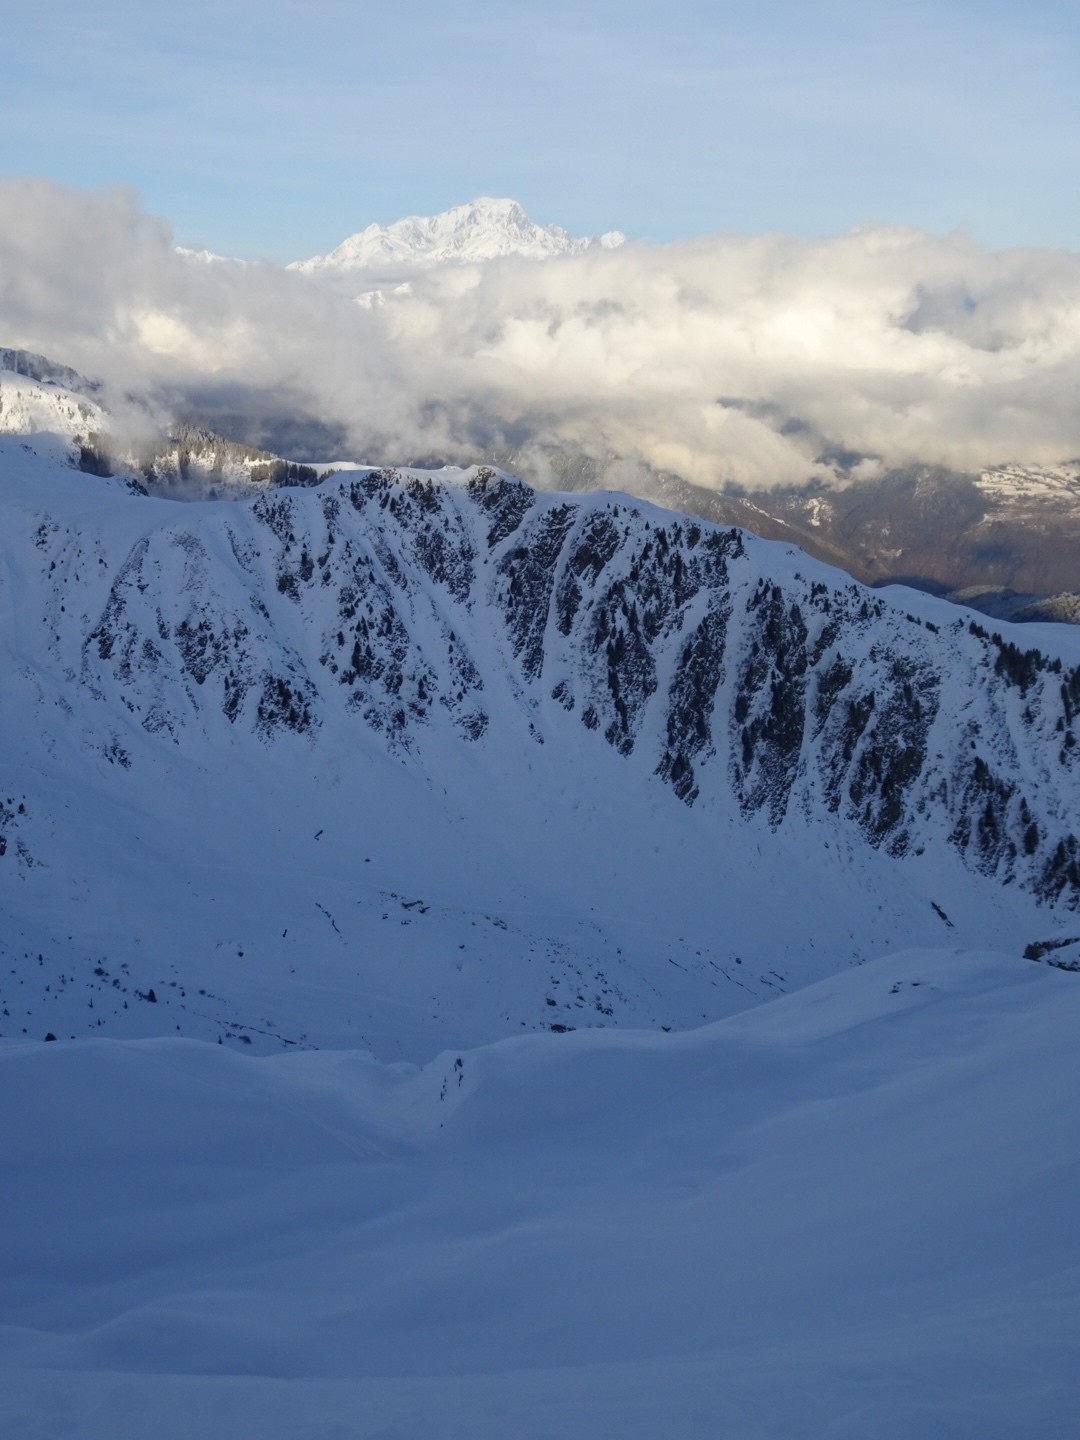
[8,184,1080,575]
[210,198,1080,612]
[7,326,1079,626]
[641,461,1080,616]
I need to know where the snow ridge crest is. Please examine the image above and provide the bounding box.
[23,458,1080,910]
[291,197,626,277]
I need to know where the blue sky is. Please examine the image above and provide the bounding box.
[3,0,1078,261]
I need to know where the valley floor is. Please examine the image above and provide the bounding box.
[2,949,1078,1439]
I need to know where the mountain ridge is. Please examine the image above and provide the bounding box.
[0,350,326,499]
[2,423,1078,1058]
[289,196,626,285]
[8,345,1078,623]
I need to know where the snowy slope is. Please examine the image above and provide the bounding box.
[4,378,1079,1438]
[0,351,110,458]
[2,428,1079,1059]
[0,354,313,499]
[1,949,1078,1439]
[978,460,1080,505]
[290,197,625,290]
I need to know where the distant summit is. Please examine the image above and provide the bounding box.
[290,197,625,287]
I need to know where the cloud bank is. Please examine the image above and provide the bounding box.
[4,179,1080,490]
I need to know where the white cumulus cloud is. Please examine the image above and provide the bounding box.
[4,180,1080,488]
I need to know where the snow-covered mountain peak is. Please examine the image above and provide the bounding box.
[175,246,255,268]
[290,197,626,283]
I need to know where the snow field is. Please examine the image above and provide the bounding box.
[1,950,1078,1438]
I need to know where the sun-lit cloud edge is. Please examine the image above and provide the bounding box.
[4,179,1080,490]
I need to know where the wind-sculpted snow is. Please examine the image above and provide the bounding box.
[3,443,1080,1056]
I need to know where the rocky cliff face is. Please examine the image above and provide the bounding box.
[5,438,1080,1056]
[48,462,1080,907]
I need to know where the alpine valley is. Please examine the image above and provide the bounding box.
[1,344,1079,1438]
[181,197,1080,622]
